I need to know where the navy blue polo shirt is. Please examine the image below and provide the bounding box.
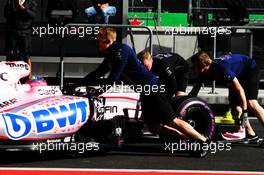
[198,54,257,83]
[86,42,159,86]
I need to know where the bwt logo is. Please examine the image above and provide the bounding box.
[1,101,88,140]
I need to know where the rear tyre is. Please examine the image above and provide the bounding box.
[171,96,215,139]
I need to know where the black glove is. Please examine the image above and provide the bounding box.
[239,110,248,128]
[62,83,78,95]
[86,86,103,98]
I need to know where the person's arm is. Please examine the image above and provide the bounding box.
[83,58,110,85]
[188,73,204,97]
[63,58,110,95]
[166,67,177,97]
[221,62,247,110]
[105,46,128,84]
[231,77,249,127]
[188,82,202,97]
[231,77,247,110]
[158,60,177,98]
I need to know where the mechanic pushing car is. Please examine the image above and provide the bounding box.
[82,27,210,152]
[138,51,189,99]
[189,51,264,143]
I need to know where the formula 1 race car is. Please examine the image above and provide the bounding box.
[0,61,216,157]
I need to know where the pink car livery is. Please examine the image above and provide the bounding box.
[0,61,90,141]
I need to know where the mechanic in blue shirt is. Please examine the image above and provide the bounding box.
[84,27,208,146]
[190,51,264,142]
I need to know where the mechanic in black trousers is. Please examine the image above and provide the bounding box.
[189,51,263,142]
[138,51,190,99]
[4,0,37,77]
[83,27,210,156]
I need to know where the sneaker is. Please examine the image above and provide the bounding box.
[221,128,246,141]
[245,133,259,143]
[191,148,209,158]
[189,139,211,158]
[261,139,264,148]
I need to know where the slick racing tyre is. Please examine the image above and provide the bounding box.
[171,96,215,139]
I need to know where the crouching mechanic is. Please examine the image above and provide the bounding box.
[189,51,264,142]
[83,27,209,150]
[138,51,177,99]
[138,51,189,99]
